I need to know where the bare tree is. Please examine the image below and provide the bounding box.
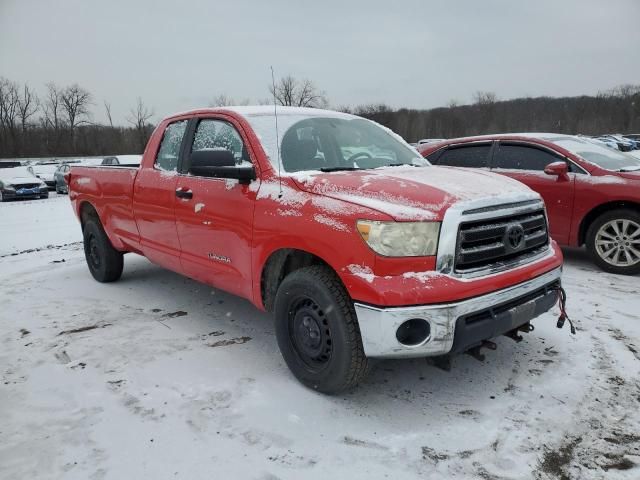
[473,91,498,106]
[104,100,113,127]
[0,78,20,154]
[127,97,154,151]
[61,84,92,131]
[268,75,328,108]
[17,84,39,133]
[209,94,253,107]
[209,93,235,107]
[43,83,63,131]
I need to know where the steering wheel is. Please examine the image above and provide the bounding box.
[347,151,373,164]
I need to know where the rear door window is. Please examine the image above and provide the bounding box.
[434,144,491,168]
[155,120,188,172]
[494,144,561,171]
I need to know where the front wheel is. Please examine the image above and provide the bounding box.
[274,265,369,394]
[83,219,124,282]
[586,209,640,275]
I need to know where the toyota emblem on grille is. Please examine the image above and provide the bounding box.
[505,223,525,250]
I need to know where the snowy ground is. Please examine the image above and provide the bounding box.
[1,194,639,480]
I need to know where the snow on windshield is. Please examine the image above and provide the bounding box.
[549,136,640,171]
[243,111,427,173]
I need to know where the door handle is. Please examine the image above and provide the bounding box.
[175,188,193,200]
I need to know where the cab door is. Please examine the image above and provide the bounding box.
[492,142,576,245]
[132,119,188,272]
[174,116,258,300]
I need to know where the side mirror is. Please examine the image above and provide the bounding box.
[544,161,569,181]
[189,149,256,184]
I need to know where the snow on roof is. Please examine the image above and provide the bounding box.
[223,105,355,119]
[168,105,356,121]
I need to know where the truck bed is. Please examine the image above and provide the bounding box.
[68,165,141,251]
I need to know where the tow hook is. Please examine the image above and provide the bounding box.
[503,322,534,343]
[466,340,497,362]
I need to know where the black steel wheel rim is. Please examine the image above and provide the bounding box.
[86,233,101,270]
[288,297,332,369]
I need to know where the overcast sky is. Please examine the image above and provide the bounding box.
[1,0,639,125]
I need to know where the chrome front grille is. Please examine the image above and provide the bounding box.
[455,209,549,273]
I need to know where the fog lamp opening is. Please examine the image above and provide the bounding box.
[396,318,430,346]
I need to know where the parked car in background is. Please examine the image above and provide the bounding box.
[54,159,103,193]
[101,154,142,166]
[0,166,48,201]
[419,134,640,274]
[0,161,26,169]
[591,136,619,150]
[28,161,61,189]
[66,106,564,392]
[601,134,635,151]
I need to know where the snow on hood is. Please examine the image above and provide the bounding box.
[291,165,534,221]
[0,167,40,186]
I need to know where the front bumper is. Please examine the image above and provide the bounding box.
[1,187,48,200]
[354,266,561,358]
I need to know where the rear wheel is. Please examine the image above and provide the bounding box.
[0,190,4,202]
[83,219,124,282]
[586,209,640,275]
[274,265,369,393]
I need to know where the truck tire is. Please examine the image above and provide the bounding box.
[83,219,124,282]
[586,208,640,275]
[274,265,369,393]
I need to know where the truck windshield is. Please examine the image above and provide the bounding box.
[244,112,428,173]
[549,136,640,172]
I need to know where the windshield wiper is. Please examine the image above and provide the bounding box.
[319,166,361,172]
[618,166,640,172]
[387,163,420,167]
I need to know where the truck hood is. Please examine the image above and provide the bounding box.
[291,166,535,221]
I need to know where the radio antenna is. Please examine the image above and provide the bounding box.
[270,66,283,198]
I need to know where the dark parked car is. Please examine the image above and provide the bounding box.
[0,167,49,201]
[101,155,142,166]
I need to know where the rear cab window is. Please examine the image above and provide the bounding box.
[155,120,188,172]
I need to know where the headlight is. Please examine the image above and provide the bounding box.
[356,220,440,257]
[39,181,47,188]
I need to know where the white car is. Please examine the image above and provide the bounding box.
[0,166,48,201]
[28,161,61,189]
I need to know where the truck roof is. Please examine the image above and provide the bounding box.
[166,105,355,121]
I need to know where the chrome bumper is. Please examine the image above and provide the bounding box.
[354,267,562,358]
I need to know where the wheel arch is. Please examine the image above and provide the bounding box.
[260,248,340,312]
[79,201,101,231]
[578,200,640,245]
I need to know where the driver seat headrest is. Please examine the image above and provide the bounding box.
[282,137,318,171]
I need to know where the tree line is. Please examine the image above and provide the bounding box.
[0,78,154,158]
[1,75,638,159]
[349,86,640,142]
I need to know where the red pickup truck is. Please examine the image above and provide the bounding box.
[68,106,563,393]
